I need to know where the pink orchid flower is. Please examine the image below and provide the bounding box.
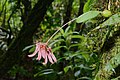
[28,42,57,64]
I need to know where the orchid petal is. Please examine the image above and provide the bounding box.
[40,45,47,59]
[36,50,42,60]
[48,54,54,64]
[43,56,48,65]
[50,53,57,62]
[41,48,46,59]
[48,48,57,62]
[28,44,39,57]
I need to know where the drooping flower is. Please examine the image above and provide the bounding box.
[28,42,57,64]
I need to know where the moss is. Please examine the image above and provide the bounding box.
[94,30,120,80]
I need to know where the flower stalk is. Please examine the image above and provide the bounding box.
[46,18,76,44]
[28,18,76,64]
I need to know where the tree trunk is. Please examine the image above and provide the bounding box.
[0,0,54,78]
[75,0,85,33]
[63,0,74,30]
[94,31,120,80]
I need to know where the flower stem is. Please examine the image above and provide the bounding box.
[46,18,77,44]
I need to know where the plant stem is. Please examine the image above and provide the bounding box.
[46,18,77,44]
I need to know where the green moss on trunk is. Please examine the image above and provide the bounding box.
[94,31,120,80]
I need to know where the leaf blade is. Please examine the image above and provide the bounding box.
[76,11,101,23]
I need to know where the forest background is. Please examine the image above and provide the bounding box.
[0,0,120,80]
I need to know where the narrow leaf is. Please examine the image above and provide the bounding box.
[29,46,35,53]
[52,46,68,52]
[22,45,34,51]
[49,39,65,47]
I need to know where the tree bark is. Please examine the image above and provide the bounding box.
[0,0,54,78]
[94,31,120,80]
[63,0,74,30]
[75,0,85,33]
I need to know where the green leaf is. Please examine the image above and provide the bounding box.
[78,64,92,70]
[101,13,120,26]
[64,66,72,73]
[70,35,85,40]
[41,69,53,73]
[87,13,120,33]
[29,46,35,53]
[52,46,68,52]
[83,0,95,13]
[49,39,65,47]
[22,45,34,51]
[65,26,71,34]
[74,70,80,77]
[76,51,90,62]
[105,62,114,72]
[53,33,62,40]
[77,77,92,80]
[34,69,54,77]
[65,32,79,39]
[69,43,82,50]
[81,53,90,62]
[68,52,80,58]
[105,52,120,72]
[76,11,101,23]
[60,28,65,35]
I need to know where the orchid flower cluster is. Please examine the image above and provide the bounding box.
[28,42,57,64]
[28,18,76,64]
